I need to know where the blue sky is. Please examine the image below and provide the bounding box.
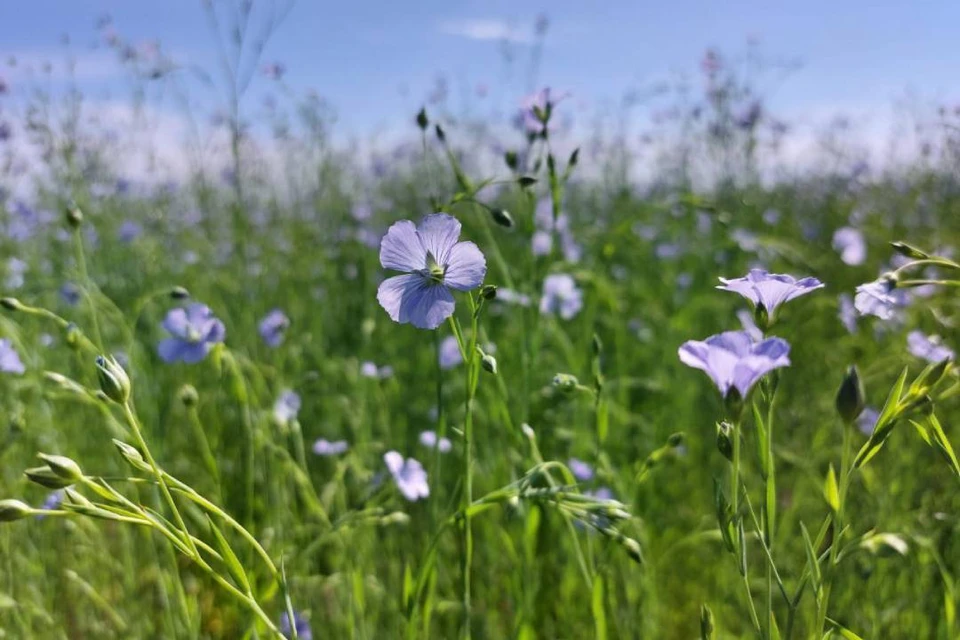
[3,0,960,138]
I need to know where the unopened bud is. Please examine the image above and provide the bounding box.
[178,384,199,407]
[552,373,579,393]
[65,323,81,350]
[113,439,150,473]
[890,242,929,260]
[480,284,498,300]
[415,107,428,131]
[700,604,715,640]
[170,286,190,300]
[621,536,643,564]
[380,511,411,526]
[716,422,734,462]
[95,355,130,404]
[0,297,22,311]
[434,124,445,142]
[0,499,33,522]
[24,466,75,489]
[36,454,83,483]
[504,150,518,171]
[521,423,535,440]
[489,208,513,228]
[65,203,83,229]
[667,432,685,448]
[836,365,866,425]
[481,353,498,375]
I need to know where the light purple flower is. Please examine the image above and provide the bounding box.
[157,304,225,364]
[273,390,301,423]
[857,407,880,436]
[118,220,143,243]
[279,611,311,640]
[907,331,954,363]
[313,438,349,456]
[438,336,462,370]
[376,214,486,330]
[838,294,858,334]
[496,288,532,307]
[854,279,900,319]
[568,458,594,481]
[384,451,429,501]
[832,227,867,266]
[737,309,764,340]
[532,230,553,257]
[678,331,791,398]
[718,269,824,316]
[60,282,81,306]
[36,489,65,520]
[0,339,25,374]
[540,274,583,319]
[420,430,452,453]
[259,309,290,348]
[361,361,393,379]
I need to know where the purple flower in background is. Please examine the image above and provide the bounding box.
[584,487,613,501]
[59,282,81,306]
[496,288,532,307]
[313,438,349,456]
[857,407,880,436]
[907,331,955,363]
[678,331,791,398]
[540,273,583,319]
[420,430,452,452]
[532,230,552,257]
[832,227,867,266]
[5,257,26,289]
[259,309,290,348]
[351,201,373,222]
[361,361,393,379]
[718,269,824,316]
[118,220,143,243]
[0,339,25,374]
[376,214,486,330]
[262,62,286,80]
[279,611,312,640]
[854,279,900,319]
[568,458,594,481]
[36,490,65,520]
[384,451,429,501]
[438,335,462,369]
[838,294,858,334]
[157,304,225,364]
[273,390,301,423]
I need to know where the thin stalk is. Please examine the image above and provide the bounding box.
[816,424,855,636]
[73,227,104,349]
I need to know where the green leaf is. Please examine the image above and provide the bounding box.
[800,521,822,593]
[402,563,414,611]
[824,465,840,512]
[826,617,865,639]
[928,413,960,479]
[855,367,909,468]
[206,516,251,593]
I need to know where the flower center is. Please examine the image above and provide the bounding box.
[186,327,203,343]
[426,252,446,283]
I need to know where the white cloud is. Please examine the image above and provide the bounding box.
[437,19,531,44]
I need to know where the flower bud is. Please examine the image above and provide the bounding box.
[169,286,190,300]
[113,439,151,473]
[480,284,498,300]
[521,423,535,440]
[835,365,866,425]
[65,323,82,350]
[0,499,33,522]
[481,353,498,375]
[434,124,446,142]
[489,208,514,228]
[620,536,643,564]
[667,432,685,448]
[890,241,929,260]
[552,373,579,393]
[24,466,75,489]
[0,297,22,311]
[178,384,199,407]
[380,511,411,526]
[504,150,518,171]
[36,453,83,483]
[415,107,428,131]
[65,202,83,229]
[95,355,131,404]
[716,422,734,462]
[700,604,715,640]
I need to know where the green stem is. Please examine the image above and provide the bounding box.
[187,407,222,501]
[460,295,481,639]
[816,423,855,636]
[73,227,104,350]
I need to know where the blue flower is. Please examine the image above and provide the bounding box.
[678,331,791,398]
[907,331,954,363]
[384,451,429,501]
[838,294,858,334]
[857,407,880,436]
[0,339,25,374]
[854,279,901,319]
[59,283,81,306]
[376,213,486,330]
[361,361,393,379]
[832,227,866,266]
[279,611,312,640]
[118,220,143,243]
[35,489,65,519]
[540,274,583,319]
[157,304,225,364]
[568,458,594,481]
[718,269,823,316]
[259,309,290,348]
[419,430,451,453]
[313,438,349,456]
[438,335,462,370]
[273,390,301,423]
